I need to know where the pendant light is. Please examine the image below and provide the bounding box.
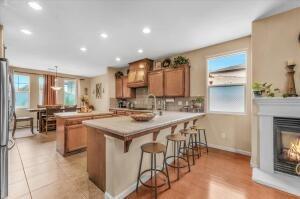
[51,66,62,91]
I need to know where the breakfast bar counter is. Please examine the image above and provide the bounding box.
[83,111,205,197]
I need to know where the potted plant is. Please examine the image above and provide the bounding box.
[252,82,264,97]
[173,56,190,68]
[192,96,204,108]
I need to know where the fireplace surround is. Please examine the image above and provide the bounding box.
[253,97,300,196]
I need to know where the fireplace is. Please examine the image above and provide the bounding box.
[274,117,300,176]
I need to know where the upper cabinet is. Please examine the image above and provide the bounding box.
[148,65,190,97]
[148,70,164,97]
[115,76,136,99]
[127,58,153,88]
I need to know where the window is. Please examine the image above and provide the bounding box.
[207,52,247,114]
[38,76,44,105]
[14,74,30,108]
[64,80,77,106]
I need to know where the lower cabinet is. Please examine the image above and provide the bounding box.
[66,124,87,152]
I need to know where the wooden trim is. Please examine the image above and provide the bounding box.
[87,127,106,192]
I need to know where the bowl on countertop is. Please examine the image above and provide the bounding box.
[130,113,156,122]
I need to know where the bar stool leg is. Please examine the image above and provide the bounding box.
[150,153,153,181]
[154,153,157,199]
[189,136,195,165]
[184,141,191,172]
[194,134,200,158]
[136,151,144,192]
[203,129,208,153]
[163,152,171,189]
[198,129,202,156]
[162,140,169,171]
[176,141,180,181]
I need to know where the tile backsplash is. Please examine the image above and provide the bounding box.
[110,87,205,112]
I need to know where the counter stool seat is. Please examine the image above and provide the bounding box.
[136,142,171,199]
[191,125,209,154]
[141,142,166,154]
[179,128,201,165]
[166,134,186,142]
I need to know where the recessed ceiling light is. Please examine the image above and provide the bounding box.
[142,27,151,34]
[20,29,32,35]
[28,1,42,10]
[100,33,108,39]
[116,57,121,62]
[80,47,87,52]
[138,49,143,53]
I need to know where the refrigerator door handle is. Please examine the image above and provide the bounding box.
[8,66,15,122]
[0,58,9,146]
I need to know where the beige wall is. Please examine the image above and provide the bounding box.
[251,7,300,167]
[178,36,252,154]
[12,66,90,127]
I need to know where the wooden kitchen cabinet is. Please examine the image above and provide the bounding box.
[115,76,135,99]
[148,65,190,97]
[148,70,164,97]
[164,65,190,97]
[115,78,123,99]
[127,58,153,88]
[122,76,136,98]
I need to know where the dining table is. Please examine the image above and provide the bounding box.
[27,107,81,132]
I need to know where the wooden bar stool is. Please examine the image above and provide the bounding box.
[165,133,191,181]
[136,142,171,199]
[191,125,208,153]
[179,129,201,165]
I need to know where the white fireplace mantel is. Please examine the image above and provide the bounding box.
[253,97,300,196]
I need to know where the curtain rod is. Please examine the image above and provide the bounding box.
[13,70,81,80]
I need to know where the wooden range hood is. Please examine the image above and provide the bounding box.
[127,58,153,88]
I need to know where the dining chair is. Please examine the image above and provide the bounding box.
[64,105,77,112]
[43,105,62,134]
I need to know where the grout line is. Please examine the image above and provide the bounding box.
[15,140,33,199]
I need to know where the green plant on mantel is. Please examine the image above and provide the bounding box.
[252,82,280,97]
[173,56,190,67]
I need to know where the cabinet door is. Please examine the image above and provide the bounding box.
[164,67,185,96]
[148,70,164,97]
[66,124,87,152]
[115,78,123,98]
[122,77,135,98]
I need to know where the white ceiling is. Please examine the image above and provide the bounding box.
[0,0,300,77]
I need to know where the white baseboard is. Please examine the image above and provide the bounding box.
[207,143,251,156]
[252,168,300,196]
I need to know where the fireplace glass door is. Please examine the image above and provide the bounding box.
[274,117,300,176]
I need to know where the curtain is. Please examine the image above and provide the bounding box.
[43,75,56,105]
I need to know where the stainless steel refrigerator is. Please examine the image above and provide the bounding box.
[0,58,15,199]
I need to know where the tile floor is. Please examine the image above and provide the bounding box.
[8,129,104,199]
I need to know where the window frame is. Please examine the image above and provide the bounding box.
[14,73,30,109]
[38,76,45,105]
[206,50,248,115]
[63,79,77,106]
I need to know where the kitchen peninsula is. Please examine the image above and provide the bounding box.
[83,111,205,198]
[55,111,115,156]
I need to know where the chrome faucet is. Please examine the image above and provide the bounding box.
[148,93,157,113]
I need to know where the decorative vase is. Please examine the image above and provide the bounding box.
[286,64,298,97]
[253,91,262,97]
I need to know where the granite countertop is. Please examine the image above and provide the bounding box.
[83,111,205,137]
[109,107,152,113]
[55,111,114,119]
